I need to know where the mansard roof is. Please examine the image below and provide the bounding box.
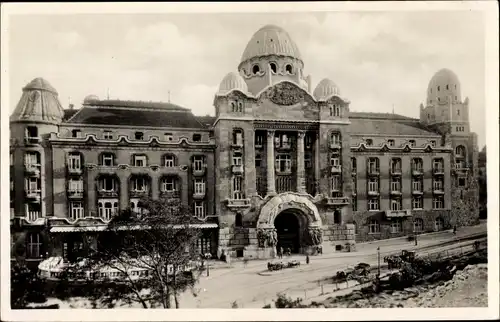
[65,99,207,129]
[349,112,439,136]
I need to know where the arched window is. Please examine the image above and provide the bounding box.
[163,154,177,167]
[351,157,357,173]
[269,62,277,73]
[367,157,380,174]
[99,152,115,166]
[412,158,423,172]
[26,232,43,258]
[98,175,118,192]
[330,132,341,145]
[414,218,424,233]
[455,145,466,157]
[233,129,244,146]
[252,64,260,74]
[368,220,380,234]
[330,104,340,117]
[130,175,149,193]
[434,217,444,231]
[285,64,293,74]
[333,210,341,224]
[235,213,243,227]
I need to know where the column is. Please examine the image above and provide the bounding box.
[296,131,306,193]
[266,130,276,195]
[314,132,320,195]
[151,173,159,200]
[86,167,97,217]
[118,172,129,211]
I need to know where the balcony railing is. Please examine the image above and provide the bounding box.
[26,211,41,222]
[433,167,445,175]
[192,165,207,176]
[226,198,251,209]
[331,165,342,174]
[68,189,84,199]
[24,136,41,145]
[325,196,350,205]
[193,190,206,199]
[68,167,83,175]
[390,168,402,176]
[97,189,119,198]
[232,164,244,174]
[412,189,423,195]
[368,190,380,196]
[160,190,180,200]
[130,189,149,198]
[25,164,41,176]
[412,168,423,176]
[276,142,291,150]
[390,189,402,195]
[329,141,341,149]
[231,141,243,149]
[367,167,380,176]
[25,190,41,203]
[433,188,445,194]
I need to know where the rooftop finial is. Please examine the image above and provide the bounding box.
[107,88,110,100]
[168,90,171,103]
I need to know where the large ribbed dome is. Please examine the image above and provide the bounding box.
[10,77,65,124]
[240,25,302,65]
[216,72,248,95]
[313,78,341,101]
[427,68,462,105]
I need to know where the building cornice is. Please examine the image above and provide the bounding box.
[60,122,210,132]
[213,116,350,128]
[350,133,441,138]
[350,142,453,153]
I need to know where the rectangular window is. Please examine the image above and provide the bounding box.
[68,154,81,170]
[412,196,423,210]
[412,158,423,172]
[330,157,340,167]
[194,201,205,219]
[26,233,42,258]
[368,198,379,211]
[412,179,423,192]
[255,155,261,167]
[368,178,379,192]
[369,220,380,233]
[275,154,292,172]
[368,158,379,173]
[391,178,401,192]
[24,152,40,166]
[68,179,83,192]
[161,177,177,192]
[391,199,402,211]
[26,177,40,192]
[99,177,115,191]
[70,202,84,220]
[432,196,444,209]
[391,159,401,173]
[164,155,175,167]
[233,130,243,146]
[232,154,243,166]
[192,134,202,142]
[103,131,113,140]
[26,126,38,138]
[304,154,312,168]
[133,155,147,167]
[132,177,147,192]
[102,153,114,166]
[25,204,41,222]
[433,179,444,191]
[232,176,243,200]
[194,178,205,195]
[255,134,264,147]
[433,159,444,171]
[331,175,341,192]
[193,156,205,171]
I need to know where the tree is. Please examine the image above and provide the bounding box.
[68,196,204,308]
[11,259,47,309]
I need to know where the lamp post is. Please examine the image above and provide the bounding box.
[414,229,418,246]
[377,246,380,278]
[204,253,211,277]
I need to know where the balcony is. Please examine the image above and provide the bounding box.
[68,167,83,175]
[26,211,41,223]
[160,191,180,200]
[232,164,244,174]
[192,166,206,176]
[255,143,263,149]
[390,189,402,196]
[193,191,206,199]
[412,189,423,195]
[368,190,379,196]
[367,168,380,176]
[129,189,149,198]
[226,198,251,209]
[412,168,423,176]
[67,189,84,199]
[433,188,445,195]
[25,164,41,177]
[329,142,341,150]
[433,167,445,175]
[276,143,291,151]
[25,190,41,203]
[390,168,402,176]
[24,136,41,146]
[331,165,342,174]
[325,196,349,206]
[231,141,243,149]
[97,189,119,198]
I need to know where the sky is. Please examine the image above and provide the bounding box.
[8,11,486,147]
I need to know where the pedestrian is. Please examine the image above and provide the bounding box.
[286,247,291,257]
[453,225,457,235]
[243,258,248,268]
[279,247,283,259]
[306,254,310,265]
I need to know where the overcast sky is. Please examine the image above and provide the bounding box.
[8,11,486,147]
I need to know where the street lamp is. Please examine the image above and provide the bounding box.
[377,246,380,278]
[204,253,211,277]
[414,229,418,246]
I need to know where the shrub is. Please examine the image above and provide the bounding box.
[262,304,272,308]
[231,301,238,308]
[11,260,47,309]
[274,293,305,308]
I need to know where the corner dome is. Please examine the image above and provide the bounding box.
[84,94,100,103]
[427,68,462,105]
[10,77,64,124]
[240,24,302,65]
[217,72,248,95]
[313,78,341,101]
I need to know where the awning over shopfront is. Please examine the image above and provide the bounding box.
[50,223,218,233]
[385,210,412,218]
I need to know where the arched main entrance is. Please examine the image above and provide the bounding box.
[274,210,301,253]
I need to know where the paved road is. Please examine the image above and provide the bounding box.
[180,223,486,308]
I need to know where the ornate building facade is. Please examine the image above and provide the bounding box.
[10,25,479,263]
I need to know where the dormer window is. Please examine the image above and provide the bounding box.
[388,139,395,147]
[430,140,437,147]
[72,129,82,138]
[135,132,144,140]
[285,64,293,74]
[409,140,416,147]
[25,126,38,139]
[103,131,113,140]
[192,134,202,142]
[133,155,147,167]
[365,139,373,146]
[252,64,260,74]
[269,62,277,73]
[164,133,173,141]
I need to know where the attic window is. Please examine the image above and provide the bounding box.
[26,126,38,139]
[103,131,113,140]
[252,64,260,75]
[388,139,395,147]
[285,64,293,74]
[365,139,373,146]
[192,134,202,142]
[409,140,416,147]
[164,133,173,141]
[270,62,277,73]
[72,129,82,138]
[135,132,144,140]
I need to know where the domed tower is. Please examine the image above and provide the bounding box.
[10,77,65,223]
[419,69,479,227]
[238,24,311,95]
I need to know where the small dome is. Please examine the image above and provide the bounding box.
[10,77,64,124]
[240,25,302,65]
[217,72,248,95]
[427,68,461,105]
[84,94,100,103]
[313,78,341,101]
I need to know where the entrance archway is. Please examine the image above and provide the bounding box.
[274,210,301,253]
